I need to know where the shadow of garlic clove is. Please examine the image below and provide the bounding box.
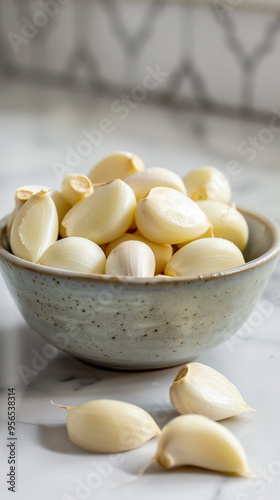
[51,399,161,453]
[170,362,256,421]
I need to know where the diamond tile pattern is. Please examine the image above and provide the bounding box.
[1,0,280,115]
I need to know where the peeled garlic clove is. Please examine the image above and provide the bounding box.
[134,231,173,275]
[183,167,231,203]
[105,232,141,257]
[39,237,106,274]
[61,173,93,206]
[15,185,50,207]
[52,399,161,453]
[50,190,71,225]
[155,274,172,278]
[61,179,136,245]
[135,187,211,245]
[105,240,156,277]
[170,363,255,421]
[165,238,245,277]
[105,231,172,275]
[9,186,70,227]
[177,226,213,248]
[88,151,145,184]
[10,191,59,263]
[154,414,250,476]
[7,185,50,240]
[196,200,249,252]
[125,167,186,202]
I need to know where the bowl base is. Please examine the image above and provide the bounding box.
[74,355,197,372]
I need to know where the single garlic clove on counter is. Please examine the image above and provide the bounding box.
[105,240,156,277]
[61,173,93,206]
[183,167,231,203]
[51,399,161,453]
[164,237,245,277]
[125,167,187,202]
[88,151,145,184]
[105,231,173,275]
[196,200,249,252]
[39,237,106,274]
[10,190,59,263]
[61,179,136,245]
[135,187,211,245]
[170,363,255,421]
[153,414,251,476]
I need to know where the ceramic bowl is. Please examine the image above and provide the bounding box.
[0,208,279,370]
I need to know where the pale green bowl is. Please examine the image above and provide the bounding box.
[0,208,279,370]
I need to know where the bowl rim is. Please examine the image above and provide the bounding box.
[0,207,280,285]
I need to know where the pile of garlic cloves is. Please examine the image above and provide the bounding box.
[52,362,255,477]
[8,151,249,277]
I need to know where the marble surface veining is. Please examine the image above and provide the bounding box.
[0,84,280,500]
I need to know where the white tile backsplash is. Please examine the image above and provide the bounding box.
[1,0,280,115]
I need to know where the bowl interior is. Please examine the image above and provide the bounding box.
[1,222,9,252]
[242,209,277,262]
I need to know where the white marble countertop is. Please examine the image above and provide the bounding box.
[0,83,280,500]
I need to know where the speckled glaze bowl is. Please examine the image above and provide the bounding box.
[0,209,279,370]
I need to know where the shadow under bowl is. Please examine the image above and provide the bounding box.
[0,208,279,370]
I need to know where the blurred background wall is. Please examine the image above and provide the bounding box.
[0,0,280,217]
[2,0,280,114]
